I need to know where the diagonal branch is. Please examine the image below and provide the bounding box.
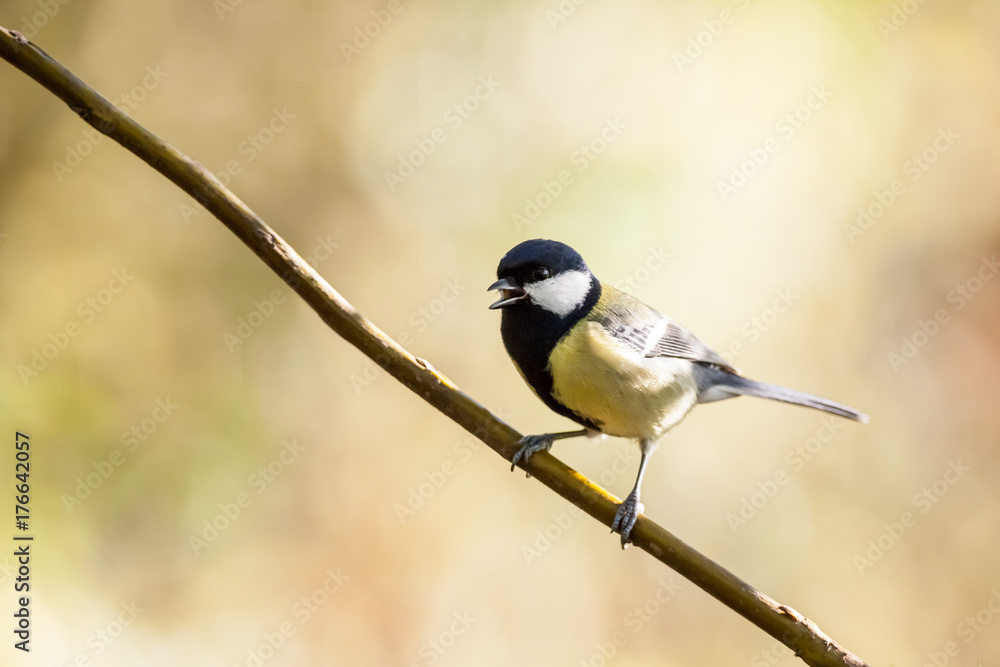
[0,26,870,667]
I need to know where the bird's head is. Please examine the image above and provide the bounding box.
[488,239,596,317]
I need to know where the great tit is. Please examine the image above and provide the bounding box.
[488,239,868,548]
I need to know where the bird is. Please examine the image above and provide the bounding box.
[488,239,868,548]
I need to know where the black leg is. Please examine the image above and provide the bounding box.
[611,439,654,548]
[510,429,589,472]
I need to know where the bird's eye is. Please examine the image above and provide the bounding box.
[533,267,551,281]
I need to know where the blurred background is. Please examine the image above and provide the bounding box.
[1,0,999,664]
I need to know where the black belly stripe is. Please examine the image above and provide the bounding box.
[510,355,603,431]
[499,277,603,431]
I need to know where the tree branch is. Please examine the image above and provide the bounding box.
[0,26,870,667]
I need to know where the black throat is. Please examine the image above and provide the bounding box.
[499,275,602,430]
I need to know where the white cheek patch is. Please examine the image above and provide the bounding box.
[524,270,592,317]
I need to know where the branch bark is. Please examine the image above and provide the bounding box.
[0,26,871,667]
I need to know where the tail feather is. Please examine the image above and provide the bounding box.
[696,367,868,423]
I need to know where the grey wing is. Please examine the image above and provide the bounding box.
[645,319,737,371]
[599,292,738,373]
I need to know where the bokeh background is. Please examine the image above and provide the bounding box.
[1,0,999,665]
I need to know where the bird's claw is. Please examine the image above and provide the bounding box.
[510,434,554,473]
[611,493,644,549]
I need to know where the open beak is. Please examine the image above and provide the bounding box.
[488,276,528,309]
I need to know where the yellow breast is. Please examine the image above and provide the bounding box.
[547,320,698,441]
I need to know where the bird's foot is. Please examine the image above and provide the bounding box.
[611,492,644,549]
[510,434,554,472]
